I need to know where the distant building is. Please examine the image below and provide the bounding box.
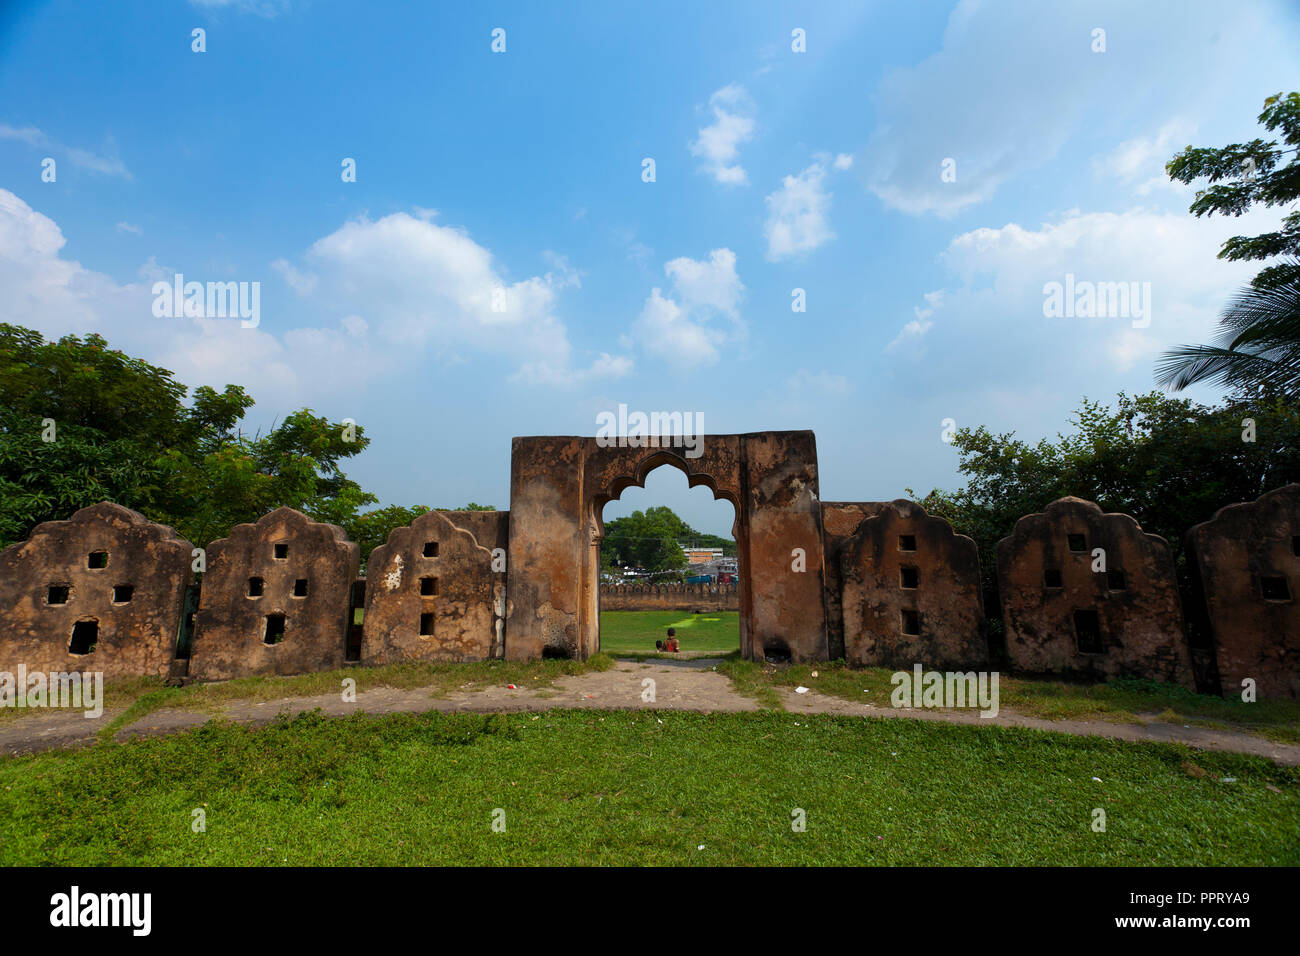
[683,547,725,565]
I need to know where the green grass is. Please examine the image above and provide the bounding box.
[0,708,1295,865]
[598,610,740,656]
[715,659,1300,743]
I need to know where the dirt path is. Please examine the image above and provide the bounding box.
[2,658,1296,765]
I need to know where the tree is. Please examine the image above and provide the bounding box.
[1165,92,1300,291]
[1155,274,1300,398]
[1157,92,1300,396]
[914,391,1300,600]
[0,323,375,550]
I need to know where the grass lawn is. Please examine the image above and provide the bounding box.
[717,659,1300,744]
[598,609,739,656]
[0,708,1295,866]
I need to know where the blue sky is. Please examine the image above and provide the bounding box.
[1,0,1297,536]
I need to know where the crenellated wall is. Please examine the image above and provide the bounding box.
[1,461,1297,699]
[600,580,739,611]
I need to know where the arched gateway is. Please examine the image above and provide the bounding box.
[504,431,829,662]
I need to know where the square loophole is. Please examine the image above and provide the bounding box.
[263,614,286,645]
[1044,569,1063,589]
[900,609,920,635]
[273,543,288,560]
[898,535,917,552]
[69,619,98,655]
[247,576,264,597]
[419,612,435,636]
[419,576,438,596]
[46,584,70,605]
[1067,534,1087,553]
[423,541,439,558]
[1073,609,1103,654]
[1106,570,1126,591]
[293,578,308,598]
[112,584,134,604]
[1261,576,1291,601]
[87,551,109,569]
[899,567,919,589]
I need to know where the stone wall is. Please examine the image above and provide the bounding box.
[1186,484,1300,700]
[600,581,739,611]
[362,509,504,663]
[5,467,1300,699]
[996,497,1193,687]
[839,500,985,670]
[821,501,888,660]
[0,502,193,679]
[189,508,360,681]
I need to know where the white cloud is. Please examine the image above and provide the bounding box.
[0,125,47,147]
[275,210,623,386]
[688,84,755,186]
[0,125,132,179]
[664,248,743,318]
[929,204,1278,376]
[764,162,835,260]
[0,190,620,419]
[833,153,853,171]
[1093,120,1197,196]
[633,248,745,367]
[861,0,1282,217]
[115,222,142,236]
[886,319,934,354]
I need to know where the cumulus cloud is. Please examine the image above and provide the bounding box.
[1093,120,1197,196]
[764,161,835,260]
[688,84,756,186]
[286,211,621,387]
[914,204,1279,383]
[633,248,745,368]
[0,190,625,415]
[861,0,1280,217]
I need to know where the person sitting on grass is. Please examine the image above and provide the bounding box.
[664,627,679,653]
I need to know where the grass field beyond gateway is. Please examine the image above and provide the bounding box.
[0,708,1296,866]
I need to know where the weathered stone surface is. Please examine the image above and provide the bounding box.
[601,581,739,612]
[506,431,828,662]
[840,500,985,670]
[362,509,503,663]
[821,501,888,660]
[996,497,1192,687]
[1186,484,1300,700]
[189,507,358,680]
[0,502,193,679]
[442,509,510,555]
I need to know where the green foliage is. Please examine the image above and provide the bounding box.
[1166,92,1300,290]
[914,390,1300,596]
[1158,93,1300,396]
[342,505,432,567]
[0,323,374,550]
[601,506,690,574]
